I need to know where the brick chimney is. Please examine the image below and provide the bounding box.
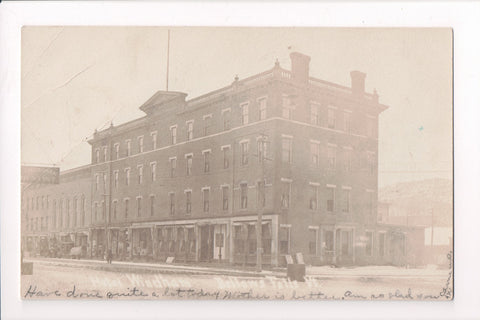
[350,70,366,97]
[290,52,311,84]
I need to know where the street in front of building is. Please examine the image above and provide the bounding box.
[22,258,451,301]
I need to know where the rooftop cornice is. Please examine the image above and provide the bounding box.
[89,60,388,143]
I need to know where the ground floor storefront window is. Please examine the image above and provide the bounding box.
[234,225,246,255]
[262,223,272,255]
[279,227,290,255]
[247,225,256,255]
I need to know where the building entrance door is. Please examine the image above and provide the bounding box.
[199,225,214,262]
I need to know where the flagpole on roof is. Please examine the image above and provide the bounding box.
[166,29,170,92]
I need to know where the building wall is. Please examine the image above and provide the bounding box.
[21,52,402,266]
[22,166,92,254]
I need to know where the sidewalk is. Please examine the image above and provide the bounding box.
[25,257,449,279]
[25,257,285,278]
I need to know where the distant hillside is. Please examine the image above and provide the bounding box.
[379,178,453,226]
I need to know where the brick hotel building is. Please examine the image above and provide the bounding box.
[21,52,424,267]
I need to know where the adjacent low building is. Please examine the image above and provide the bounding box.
[21,52,423,267]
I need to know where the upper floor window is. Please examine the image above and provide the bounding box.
[138,136,144,153]
[170,125,177,145]
[186,120,194,141]
[138,165,143,184]
[241,103,249,125]
[344,148,352,172]
[258,97,267,120]
[150,195,155,216]
[126,140,131,157]
[203,150,211,173]
[185,190,192,214]
[95,174,99,191]
[169,193,175,215]
[326,186,335,212]
[112,200,117,219]
[114,143,120,160]
[240,141,249,165]
[101,200,105,220]
[311,103,320,125]
[257,137,267,163]
[103,147,108,162]
[310,141,320,167]
[103,173,107,190]
[222,185,229,211]
[222,146,230,169]
[114,170,119,188]
[124,198,129,218]
[125,168,130,186]
[328,108,336,129]
[186,154,193,176]
[344,111,352,133]
[95,149,100,163]
[327,145,336,170]
[282,95,294,120]
[203,188,210,212]
[150,132,157,150]
[257,180,265,208]
[136,197,142,217]
[203,115,212,136]
[222,108,231,130]
[240,183,248,209]
[150,162,156,181]
[281,180,291,209]
[282,136,293,163]
[169,157,177,178]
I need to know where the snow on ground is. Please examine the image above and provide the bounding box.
[307,264,449,277]
[21,261,452,301]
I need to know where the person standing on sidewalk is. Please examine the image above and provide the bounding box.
[106,248,112,264]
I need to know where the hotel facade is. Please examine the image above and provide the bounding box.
[21,52,424,267]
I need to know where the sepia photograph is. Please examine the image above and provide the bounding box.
[19,26,453,301]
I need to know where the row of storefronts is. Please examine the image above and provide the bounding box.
[23,213,422,267]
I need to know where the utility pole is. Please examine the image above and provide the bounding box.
[231,130,269,271]
[104,124,114,257]
[256,134,267,272]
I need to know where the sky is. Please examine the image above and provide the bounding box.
[21,27,452,188]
